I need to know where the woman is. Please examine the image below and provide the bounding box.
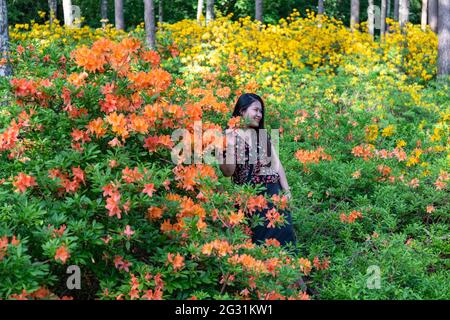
[219,93,298,251]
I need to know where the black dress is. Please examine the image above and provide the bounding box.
[227,136,297,250]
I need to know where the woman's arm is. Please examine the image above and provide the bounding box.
[271,144,291,199]
[219,130,237,177]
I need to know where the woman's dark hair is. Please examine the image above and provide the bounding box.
[231,93,272,159]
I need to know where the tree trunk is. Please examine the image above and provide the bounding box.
[381,0,387,38]
[206,0,214,25]
[350,0,360,31]
[197,0,204,24]
[318,0,324,14]
[368,0,375,37]
[115,0,125,30]
[0,0,12,77]
[438,0,450,77]
[144,0,156,49]
[101,0,108,28]
[63,0,73,26]
[48,0,57,27]
[394,0,399,20]
[399,0,409,30]
[428,0,438,33]
[255,0,263,22]
[387,0,391,17]
[421,0,428,31]
[158,0,163,24]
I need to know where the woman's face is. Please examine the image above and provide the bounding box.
[241,101,262,128]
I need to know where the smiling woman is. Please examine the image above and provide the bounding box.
[219,93,297,251]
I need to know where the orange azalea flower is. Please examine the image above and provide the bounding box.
[352,170,361,179]
[71,166,85,184]
[265,208,283,228]
[128,114,149,134]
[298,258,312,275]
[86,118,107,138]
[196,218,207,231]
[246,195,268,214]
[173,164,217,192]
[341,210,363,223]
[71,128,91,143]
[106,112,129,138]
[265,238,281,247]
[142,183,156,197]
[407,178,420,188]
[109,159,119,168]
[72,46,106,73]
[12,172,37,193]
[121,167,144,184]
[105,191,122,219]
[295,147,332,169]
[377,165,392,177]
[351,144,374,161]
[216,87,231,99]
[54,245,70,264]
[160,219,173,233]
[147,206,164,220]
[271,194,288,210]
[201,240,233,257]
[67,72,88,88]
[0,120,20,152]
[141,50,161,67]
[143,136,159,152]
[167,253,185,271]
[227,116,241,129]
[228,210,245,226]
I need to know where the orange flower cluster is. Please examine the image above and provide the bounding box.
[351,144,375,161]
[227,116,242,129]
[295,147,332,170]
[121,166,145,184]
[271,194,288,210]
[242,194,268,215]
[298,257,312,275]
[86,117,107,138]
[167,252,185,271]
[126,272,164,300]
[12,172,37,193]
[147,206,164,220]
[0,120,20,152]
[143,135,174,152]
[102,182,129,219]
[114,255,133,272]
[0,235,20,261]
[313,256,330,270]
[47,166,85,194]
[340,210,363,223]
[227,210,245,226]
[228,253,267,273]
[72,38,141,76]
[434,171,448,190]
[172,164,217,191]
[54,245,70,264]
[128,69,172,95]
[265,208,284,228]
[201,239,234,257]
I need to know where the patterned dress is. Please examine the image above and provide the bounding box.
[226,136,297,249]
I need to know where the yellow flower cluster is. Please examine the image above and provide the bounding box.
[159,11,438,92]
[9,17,127,49]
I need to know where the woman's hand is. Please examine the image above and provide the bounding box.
[284,189,292,202]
